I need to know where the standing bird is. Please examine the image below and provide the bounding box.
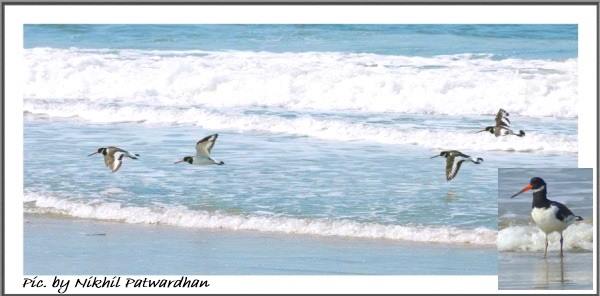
[430,150,483,181]
[88,146,139,173]
[510,177,583,257]
[477,108,525,137]
[175,133,225,166]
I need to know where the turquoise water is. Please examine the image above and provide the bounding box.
[25,24,577,59]
[24,117,576,231]
[23,25,578,274]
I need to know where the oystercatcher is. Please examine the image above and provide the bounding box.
[510,177,583,257]
[175,133,225,166]
[430,150,483,181]
[88,146,139,173]
[477,108,525,137]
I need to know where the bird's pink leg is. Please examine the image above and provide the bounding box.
[560,233,564,257]
[544,235,548,258]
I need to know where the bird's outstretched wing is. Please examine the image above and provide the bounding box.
[110,150,125,172]
[495,109,511,126]
[447,159,466,181]
[103,152,114,169]
[196,134,219,157]
[444,151,481,181]
[111,158,123,172]
[445,156,459,181]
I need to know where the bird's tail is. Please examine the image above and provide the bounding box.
[517,130,525,137]
[470,157,484,164]
[575,216,583,221]
[128,153,140,160]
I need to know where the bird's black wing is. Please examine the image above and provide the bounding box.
[196,134,219,156]
[446,159,465,181]
[495,109,511,126]
[454,151,470,158]
[550,201,576,222]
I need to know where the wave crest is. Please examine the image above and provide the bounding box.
[25,47,578,117]
[24,101,576,153]
[24,191,496,246]
[498,224,592,252]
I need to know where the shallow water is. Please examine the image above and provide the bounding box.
[25,215,497,275]
[24,117,576,245]
[499,252,593,290]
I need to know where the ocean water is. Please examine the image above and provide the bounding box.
[23,25,578,274]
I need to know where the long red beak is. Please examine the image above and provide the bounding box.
[510,184,532,198]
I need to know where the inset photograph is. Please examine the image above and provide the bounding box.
[498,168,593,290]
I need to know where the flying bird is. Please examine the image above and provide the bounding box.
[510,177,583,257]
[88,146,139,173]
[430,150,483,181]
[477,108,525,137]
[175,133,225,166]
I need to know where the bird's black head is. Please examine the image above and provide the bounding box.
[529,177,546,190]
[476,126,495,134]
[510,177,546,198]
[174,156,194,164]
[88,147,107,157]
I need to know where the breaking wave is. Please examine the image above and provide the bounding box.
[24,191,496,246]
[498,224,593,252]
[24,100,576,153]
[25,47,577,117]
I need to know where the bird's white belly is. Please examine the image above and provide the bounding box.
[193,157,215,166]
[531,206,567,234]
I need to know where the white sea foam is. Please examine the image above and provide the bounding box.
[498,224,593,252]
[24,191,496,246]
[25,47,577,117]
[24,101,576,153]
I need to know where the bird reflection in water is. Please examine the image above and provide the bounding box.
[534,256,568,289]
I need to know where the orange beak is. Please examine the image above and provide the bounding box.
[510,183,532,198]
